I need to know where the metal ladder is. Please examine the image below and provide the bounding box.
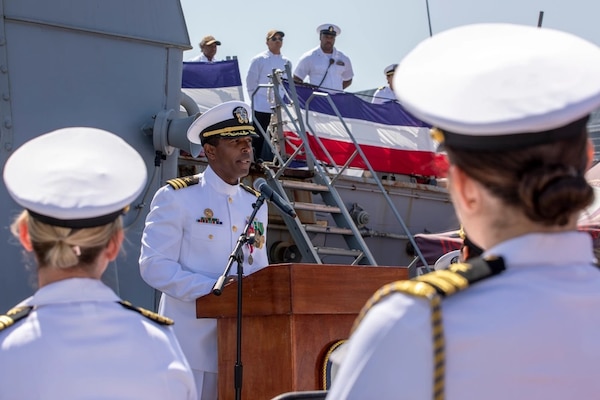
[261,162,377,266]
[251,63,429,269]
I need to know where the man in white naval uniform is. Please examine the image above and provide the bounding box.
[293,23,353,93]
[246,29,291,161]
[371,63,397,105]
[140,101,269,400]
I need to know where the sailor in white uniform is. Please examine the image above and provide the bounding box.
[371,63,398,104]
[293,23,354,93]
[328,23,600,400]
[140,101,269,400]
[246,29,292,160]
[0,127,196,399]
[189,35,221,62]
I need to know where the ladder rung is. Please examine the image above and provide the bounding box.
[304,224,354,235]
[281,180,329,192]
[316,247,364,257]
[293,202,341,213]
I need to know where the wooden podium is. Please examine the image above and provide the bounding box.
[196,263,408,400]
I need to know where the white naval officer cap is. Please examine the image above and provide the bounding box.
[317,23,341,36]
[433,249,461,271]
[393,23,600,151]
[187,100,258,145]
[384,63,398,77]
[3,127,147,228]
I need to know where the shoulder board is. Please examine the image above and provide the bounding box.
[0,306,33,332]
[118,301,174,326]
[240,183,260,197]
[353,256,505,331]
[416,255,506,297]
[377,86,385,90]
[166,175,199,190]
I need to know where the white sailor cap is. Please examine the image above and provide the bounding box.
[3,127,147,228]
[384,63,398,77]
[433,250,461,271]
[394,23,600,150]
[187,100,257,145]
[317,23,341,36]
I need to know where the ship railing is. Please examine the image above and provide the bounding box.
[255,62,430,271]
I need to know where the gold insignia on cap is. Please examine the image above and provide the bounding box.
[204,208,214,219]
[233,106,249,124]
[430,127,445,143]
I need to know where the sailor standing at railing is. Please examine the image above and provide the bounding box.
[189,35,222,63]
[328,23,600,399]
[371,63,398,105]
[293,23,354,93]
[246,29,292,161]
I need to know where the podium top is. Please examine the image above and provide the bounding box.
[196,263,408,318]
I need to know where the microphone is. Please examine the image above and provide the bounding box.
[253,178,297,218]
[329,58,335,65]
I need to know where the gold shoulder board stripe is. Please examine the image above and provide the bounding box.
[0,306,33,331]
[351,255,506,400]
[166,175,200,190]
[420,255,506,296]
[240,183,260,197]
[118,301,174,326]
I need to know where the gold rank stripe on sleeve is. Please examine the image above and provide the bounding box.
[118,301,174,326]
[166,175,200,190]
[240,182,260,197]
[351,256,506,400]
[0,306,33,331]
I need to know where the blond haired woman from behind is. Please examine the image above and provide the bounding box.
[0,127,196,399]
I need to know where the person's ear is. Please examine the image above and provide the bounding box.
[204,142,217,160]
[105,230,124,261]
[448,165,482,216]
[587,138,595,171]
[18,219,33,252]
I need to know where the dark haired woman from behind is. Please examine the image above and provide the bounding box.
[328,23,600,400]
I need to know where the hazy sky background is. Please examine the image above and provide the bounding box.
[180,0,600,97]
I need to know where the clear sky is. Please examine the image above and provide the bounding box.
[180,0,600,97]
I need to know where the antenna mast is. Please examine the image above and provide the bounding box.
[425,0,433,36]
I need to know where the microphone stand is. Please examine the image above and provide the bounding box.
[212,193,267,400]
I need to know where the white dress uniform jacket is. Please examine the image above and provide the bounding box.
[294,46,353,92]
[328,232,600,399]
[0,278,196,399]
[246,50,291,113]
[371,86,396,105]
[140,166,269,373]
